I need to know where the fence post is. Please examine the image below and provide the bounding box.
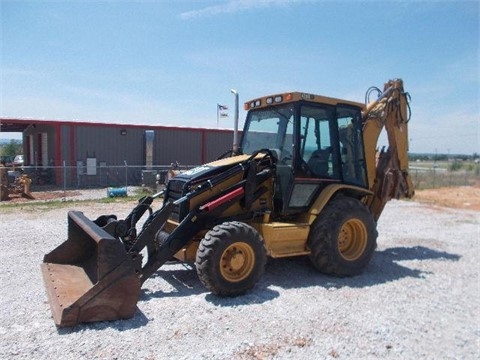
[63,161,66,200]
[124,160,128,194]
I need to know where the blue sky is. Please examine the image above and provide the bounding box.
[1,0,479,154]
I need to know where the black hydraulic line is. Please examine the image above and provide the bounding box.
[365,86,382,104]
[128,201,175,254]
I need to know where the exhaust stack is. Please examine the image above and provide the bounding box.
[231,89,239,155]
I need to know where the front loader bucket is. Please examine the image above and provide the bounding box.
[41,211,141,327]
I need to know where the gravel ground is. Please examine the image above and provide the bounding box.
[0,192,479,359]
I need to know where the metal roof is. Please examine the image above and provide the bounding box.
[0,118,33,132]
[0,117,233,133]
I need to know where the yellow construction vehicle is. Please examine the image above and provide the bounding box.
[0,164,34,201]
[41,79,414,327]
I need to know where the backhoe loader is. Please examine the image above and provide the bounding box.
[41,79,414,327]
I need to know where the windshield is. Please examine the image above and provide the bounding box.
[241,105,294,159]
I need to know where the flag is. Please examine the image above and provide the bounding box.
[217,104,228,121]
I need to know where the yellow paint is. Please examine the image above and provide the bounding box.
[252,222,310,258]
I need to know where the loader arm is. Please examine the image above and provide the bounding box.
[40,150,274,327]
[362,79,414,221]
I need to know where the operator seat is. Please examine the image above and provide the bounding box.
[307,148,331,177]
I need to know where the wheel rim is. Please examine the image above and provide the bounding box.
[220,242,255,282]
[338,218,367,261]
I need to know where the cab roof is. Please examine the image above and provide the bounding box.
[244,91,365,111]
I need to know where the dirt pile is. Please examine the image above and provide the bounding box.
[413,185,480,211]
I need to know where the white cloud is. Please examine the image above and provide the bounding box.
[179,0,307,19]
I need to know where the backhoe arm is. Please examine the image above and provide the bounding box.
[362,79,415,221]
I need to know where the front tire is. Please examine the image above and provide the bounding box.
[195,221,267,297]
[308,196,377,276]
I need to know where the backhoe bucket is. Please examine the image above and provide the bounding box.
[41,211,141,327]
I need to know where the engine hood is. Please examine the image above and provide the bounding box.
[173,154,251,184]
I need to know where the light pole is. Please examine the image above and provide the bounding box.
[230,89,239,155]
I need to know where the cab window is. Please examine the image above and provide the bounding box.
[241,104,294,164]
[337,106,367,187]
[299,105,339,178]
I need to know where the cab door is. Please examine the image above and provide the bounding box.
[279,104,340,214]
[284,103,368,214]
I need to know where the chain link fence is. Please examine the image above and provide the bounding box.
[6,164,480,192]
[410,167,479,189]
[7,164,195,191]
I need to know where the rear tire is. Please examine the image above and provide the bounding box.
[196,221,267,297]
[308,196,377,276]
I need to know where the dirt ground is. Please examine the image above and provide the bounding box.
[1,190,82,203]
[2,185,480,212]
[412,185,480,211]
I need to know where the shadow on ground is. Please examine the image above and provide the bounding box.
[140,245,460,301]
[58,245,460,333]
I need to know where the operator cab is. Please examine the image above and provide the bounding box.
[240,92,368,214]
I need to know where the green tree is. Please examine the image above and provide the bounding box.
[448,160,463,172]
[0,140,22,157]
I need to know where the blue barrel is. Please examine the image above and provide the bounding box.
[107,187,127,197]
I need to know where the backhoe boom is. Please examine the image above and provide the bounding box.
[362,79,414,220]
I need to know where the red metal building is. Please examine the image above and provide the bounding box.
[0,118,235,187]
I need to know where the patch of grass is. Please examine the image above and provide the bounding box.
[98,195,142,204]
[410,165,480,190]
[0,195,141,213]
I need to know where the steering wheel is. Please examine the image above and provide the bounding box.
[248,148,277,167]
